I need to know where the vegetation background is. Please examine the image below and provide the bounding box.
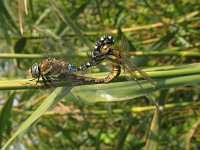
[0,0,200,149]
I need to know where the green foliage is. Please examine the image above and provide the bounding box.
[0,92,15,147]
[0,0,200,149]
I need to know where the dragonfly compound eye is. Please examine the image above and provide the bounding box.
[106,35,114,44]
[31,63,40,78]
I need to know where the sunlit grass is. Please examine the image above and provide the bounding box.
[0,0,199,149]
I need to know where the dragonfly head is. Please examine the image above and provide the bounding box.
[92,34,115,59]
[99,35,114,54]
[31,63,40,79]
[100,43,112,55]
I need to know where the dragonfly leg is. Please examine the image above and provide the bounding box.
[46,76,54,88]
[36,75,40,85]
[41,75,48,88]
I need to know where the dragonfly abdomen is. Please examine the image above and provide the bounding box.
[101,64,121,82]
[68,61,94,72]
[74,64,121,83]
[69,34,115,72]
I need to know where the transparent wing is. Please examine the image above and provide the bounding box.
[117,34,160,110]
[69,59,114,103]
[120,56,155,86]
[30,38,82,94]
[49,38,101,103]
[68,54,122,105]
[118,34,155,86]
[46,38,79,63]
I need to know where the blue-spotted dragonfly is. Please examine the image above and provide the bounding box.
[30,34,122,86]
[30,35,161,110]
[72,34,161,110]
[30,57,121,87]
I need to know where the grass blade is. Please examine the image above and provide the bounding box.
[144,110,160,150]
[1,86,72,150]
[0,92,15,148]
[0,0,20,35]
[51,0,93,49]
[69,74,200,103]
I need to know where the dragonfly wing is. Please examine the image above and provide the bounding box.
[121,56,155,86]
[116,34,160,109]
[119,57,162,110]
[117,34,155,86]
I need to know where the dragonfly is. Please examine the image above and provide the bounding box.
[30,57,121,87]
[30,35,161,110]
[73,34,161,110]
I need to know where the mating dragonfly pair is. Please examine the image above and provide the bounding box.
[30,35,161,110]
[31,35,120,85]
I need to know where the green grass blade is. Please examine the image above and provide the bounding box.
[70,74,200,103]
[185,119,200,150]
[52,0,93,49]
[1,86,72,150]
[133,30,178,65]
[0,63,199,91]
[0,91,15,148]
[0,15,11,43]
[116,121,132,150]
[149,30,178,51]
[55,1,89,36]
[144,110,160,150]
[0,0,20,35]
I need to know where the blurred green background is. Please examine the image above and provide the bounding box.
[0,0,200,149]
